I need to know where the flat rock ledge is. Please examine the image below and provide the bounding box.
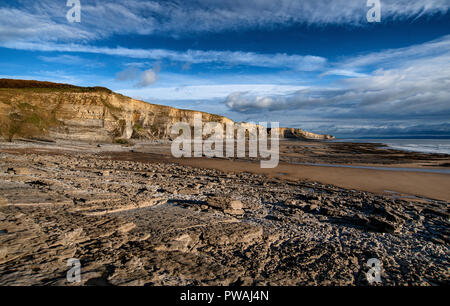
[206,197,245,216]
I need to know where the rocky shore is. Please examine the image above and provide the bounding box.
[0,146,448,286]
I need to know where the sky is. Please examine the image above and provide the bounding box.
[0,0,449,138]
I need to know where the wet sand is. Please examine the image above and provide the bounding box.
[163,157,450,202]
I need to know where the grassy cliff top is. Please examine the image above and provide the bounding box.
[0,79,112,93]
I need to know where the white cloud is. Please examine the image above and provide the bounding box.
[0,7,94,43]
[136,68,159,87]
[319,34,450,77]
[320,69,368,78]
[0,41,327,71]
[37,54,103,67]
[119,84,308,101]
[338,35,450,69]
[116,63,161,87]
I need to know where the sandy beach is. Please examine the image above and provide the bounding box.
[160,158,450,202]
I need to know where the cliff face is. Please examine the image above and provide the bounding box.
[276,128,334,140]
[0,79,333,142]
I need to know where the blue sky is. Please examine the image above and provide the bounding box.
[0,0,449,137]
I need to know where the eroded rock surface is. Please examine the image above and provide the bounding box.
[0,151,448,286]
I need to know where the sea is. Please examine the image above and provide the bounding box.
[332,138,450,155]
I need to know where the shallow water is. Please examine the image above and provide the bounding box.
[333,138,450,155]
[297,162,450,174]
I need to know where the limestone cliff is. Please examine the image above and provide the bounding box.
[0,79,333,142]
[275,127,334,140]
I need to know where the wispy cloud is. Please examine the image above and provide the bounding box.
[1,41,327,71]
[320,70,368,78]
[0,7,94,43]
[2,0,448,42]
[38,54,103,67]
[120,84,308,101]
[1,1,447,73]
[338,35,450,69]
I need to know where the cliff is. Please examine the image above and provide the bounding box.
[0,79,334,142]
[276,128,334,140]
